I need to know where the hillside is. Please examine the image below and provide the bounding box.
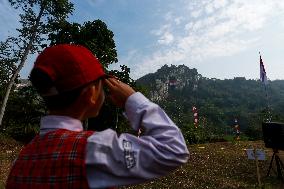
[136,65,284,141]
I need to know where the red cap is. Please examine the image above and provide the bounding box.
[33,44,105,95]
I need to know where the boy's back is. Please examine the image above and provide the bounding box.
[6,44,189,188]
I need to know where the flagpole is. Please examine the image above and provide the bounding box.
[264,80,271,122]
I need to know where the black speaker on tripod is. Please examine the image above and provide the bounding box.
[262,122,284,150]
[262,122,284,181]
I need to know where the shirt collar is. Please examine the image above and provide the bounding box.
[40,115,83,135]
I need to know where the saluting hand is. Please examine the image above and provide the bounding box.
[104,78,135,108]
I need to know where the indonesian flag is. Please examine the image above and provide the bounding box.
[260,55,268,85]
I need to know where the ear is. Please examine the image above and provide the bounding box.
[89,81,102,105]
[88,85,96,105]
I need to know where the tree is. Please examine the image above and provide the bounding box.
[0,38,18,90]
[4,85,46,143]
[0,0,74,128]
[49,20,118,68]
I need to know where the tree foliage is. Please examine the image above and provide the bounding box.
[49,20,118,68]
[8,0,74,53]
[4,85,46,143]
[0,39,18,89]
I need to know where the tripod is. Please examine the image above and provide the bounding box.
[266,149,284,181]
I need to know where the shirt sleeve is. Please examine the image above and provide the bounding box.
[85,92,189,188]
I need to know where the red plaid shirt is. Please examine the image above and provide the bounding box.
[6,129,94,189]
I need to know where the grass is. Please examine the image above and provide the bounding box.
[223,135,249,142]
[0,134,283,188]
[122,141,284,189]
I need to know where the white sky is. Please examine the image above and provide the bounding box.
[1,0,284,80]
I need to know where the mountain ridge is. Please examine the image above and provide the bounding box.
[136,64,284,140]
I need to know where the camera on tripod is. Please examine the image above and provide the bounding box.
[262,122,284,180]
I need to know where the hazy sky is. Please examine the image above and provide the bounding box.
[1,0,284,80]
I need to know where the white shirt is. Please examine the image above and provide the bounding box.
[40,92,189,188]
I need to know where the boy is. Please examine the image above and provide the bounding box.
[6,44,189,188]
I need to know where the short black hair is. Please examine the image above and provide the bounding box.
[30,68,85,110]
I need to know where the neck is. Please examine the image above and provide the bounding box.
[49,108,86,121]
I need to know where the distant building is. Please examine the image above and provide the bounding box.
[14,79,31,92]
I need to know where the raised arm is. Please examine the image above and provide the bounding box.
[85,78,189,188]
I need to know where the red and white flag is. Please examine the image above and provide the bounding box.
[260,55,268,85]
[192,106,198,128]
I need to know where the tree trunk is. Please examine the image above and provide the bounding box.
[0,7,44,129]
